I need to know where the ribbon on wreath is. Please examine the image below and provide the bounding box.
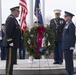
[36,26,45,54]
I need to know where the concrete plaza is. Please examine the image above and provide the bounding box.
[0,45,76,75]
[0,59,76,75]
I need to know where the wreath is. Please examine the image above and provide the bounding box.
[24,25,55,57]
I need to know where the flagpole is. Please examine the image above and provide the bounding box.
[0,0,2,31]
[0,0,2,40]
[29,0,33,28]
[35,0,38,25]
[42,0,45,26]
[36,9,38,25]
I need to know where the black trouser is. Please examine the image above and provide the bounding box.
[13,48,17,64]
[6,47,13,75]
[19,42,25,59]
[1,46,6,60]
[54,41,63,63]
[64,49,74,75]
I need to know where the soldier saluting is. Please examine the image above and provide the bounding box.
[5,6,20,75]
[50,9,66,64]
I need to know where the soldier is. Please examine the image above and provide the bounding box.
[1,24,6,60]
[5,6,20,75]
[19,29,25,59]
[62,11,75,75]
[19,19,25,59]
[50,9,66,64]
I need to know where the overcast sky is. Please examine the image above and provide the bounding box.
[1,0,76,25]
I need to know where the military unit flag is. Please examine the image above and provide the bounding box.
[34,0,43,25]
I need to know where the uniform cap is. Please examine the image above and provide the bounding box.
[64,11,74,17]
[10,6,20,11]
[54,9,61,13]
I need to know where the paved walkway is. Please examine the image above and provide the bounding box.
[0,45,76,75]
[0,59,76,75]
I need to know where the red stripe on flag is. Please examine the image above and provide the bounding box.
[19,0,28,31]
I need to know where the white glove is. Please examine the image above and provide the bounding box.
[0,37,2,40]
[21,37,23,40]
[9,43,14,47]
[70,47,75,50]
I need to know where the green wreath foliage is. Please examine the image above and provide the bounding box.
[24,25,55,57]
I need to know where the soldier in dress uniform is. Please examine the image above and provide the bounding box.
[50,9,66,64]
[62,11,75,75]
[5,6,20,75]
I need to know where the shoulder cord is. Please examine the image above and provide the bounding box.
[54,19,58,28]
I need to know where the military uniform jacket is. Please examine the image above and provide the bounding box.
[62,21,75,50]
[50,18,66,42]
[5,14,21,48]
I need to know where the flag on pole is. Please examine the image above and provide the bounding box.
[34,0,45,54]
[19,0,28,31]
[34,0,43,25]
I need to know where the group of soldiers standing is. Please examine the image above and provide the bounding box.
[0,5,75,75]
[50,9,75,75]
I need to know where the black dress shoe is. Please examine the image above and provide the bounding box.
[59,61,63,65]
[13,63,17,65]
[59,62,62,65]
[53,62,59,64]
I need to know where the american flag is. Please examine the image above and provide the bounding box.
[19,0,28,31]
